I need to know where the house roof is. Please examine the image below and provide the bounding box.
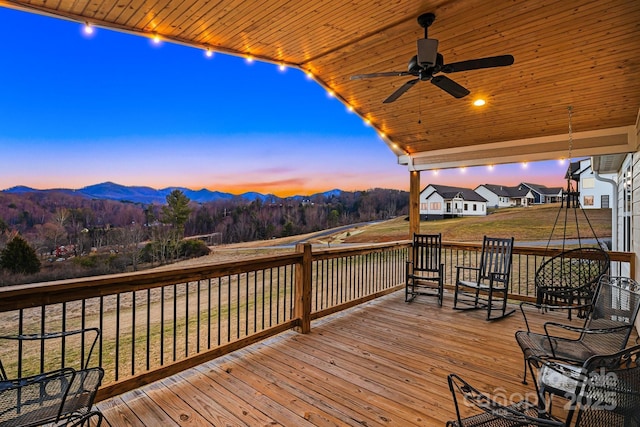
[521,182,563,196]
[477,184,529,198]
[4,1,639,171]
[425,184,486,202]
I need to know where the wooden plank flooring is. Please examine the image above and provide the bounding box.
[96,291,592,426]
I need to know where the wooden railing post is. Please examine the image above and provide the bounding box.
[294,243,312,333]
[409,170,420,238]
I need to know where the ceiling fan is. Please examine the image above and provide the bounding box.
[350,13,514,103]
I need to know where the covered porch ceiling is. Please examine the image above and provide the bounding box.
[3,0,639,171]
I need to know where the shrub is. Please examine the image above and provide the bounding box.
[179,240,211,258]
[0,235,41,275]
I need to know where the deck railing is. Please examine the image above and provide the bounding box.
[0,240,633,402]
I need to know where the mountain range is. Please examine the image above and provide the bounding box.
[2,182,342,204]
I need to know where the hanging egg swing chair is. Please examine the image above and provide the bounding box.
[534,107,610,318]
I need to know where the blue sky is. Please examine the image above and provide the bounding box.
[0,7,569,196]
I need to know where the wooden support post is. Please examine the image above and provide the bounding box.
[294,243,312,334]
[409,170,420,238]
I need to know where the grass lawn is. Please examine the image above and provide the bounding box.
[342,204,611,244]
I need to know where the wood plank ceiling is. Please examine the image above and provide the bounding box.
[3,0,639,171]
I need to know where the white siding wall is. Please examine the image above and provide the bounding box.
[462,201,487,216]
[420,193,446,216]
[579,159,615,209]
[475,186,504,208]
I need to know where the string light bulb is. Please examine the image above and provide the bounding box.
[278,64,286,72]
[83,23,94,35]
[204,48,213,58]
[152,33,161,44]
[245,55,254,64]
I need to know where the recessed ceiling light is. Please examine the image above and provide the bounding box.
[473,99,486,107]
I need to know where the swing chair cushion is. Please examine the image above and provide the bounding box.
[535,247,610,307]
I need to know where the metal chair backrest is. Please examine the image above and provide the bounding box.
[0,328,100,381]
[0,368,75,427]
[411,233,442,274]
[478,236,514,285]
[581,276,640,352]
[574,345,640,426]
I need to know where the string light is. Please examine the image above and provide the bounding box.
[327,90,335,98]
[460,167,467,174]
[521,162,528,169]
[204,48,213,58]
[432,170,439,176]
[278,64,286,72]
[363,118,371,126]
[487,165,494,171]
[83,23,94,35]
[346,105,354,113]
[152,33,161,45]
[305,71,314,80]
[245,55,254,64]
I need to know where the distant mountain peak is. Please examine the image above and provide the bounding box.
[1,182,342,204]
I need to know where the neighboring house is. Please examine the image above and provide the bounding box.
[419,184,487,220]
[474,184,533,208]
[520,182,564,204]
[566,158,616,209]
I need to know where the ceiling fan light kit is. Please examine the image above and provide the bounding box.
[350,12,514,103]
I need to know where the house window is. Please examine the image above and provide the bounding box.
[464,203,468,211]
[583,196,594,206]
[430,202,441,210]
[601,195,609,209]
[582,177,595,189]
[473,204,477,211]
[420,203,428,210]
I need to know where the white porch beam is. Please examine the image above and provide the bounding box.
[397,126,636,171]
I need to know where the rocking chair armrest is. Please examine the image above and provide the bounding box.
[455,265,480,272]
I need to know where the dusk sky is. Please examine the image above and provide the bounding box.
[1,7,569,197]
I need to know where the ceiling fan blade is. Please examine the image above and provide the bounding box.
[431,75,470,98]
[443,55,514,73]
[383,79,419,103]
[350,71,411,80]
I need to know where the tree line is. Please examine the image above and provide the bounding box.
[0,188,408,284]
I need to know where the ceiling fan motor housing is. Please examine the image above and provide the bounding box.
[417,38,439,66]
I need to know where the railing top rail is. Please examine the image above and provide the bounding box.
[0,252,302,312]
[311,241,411,260]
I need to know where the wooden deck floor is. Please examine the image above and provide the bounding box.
[96,291,583,426]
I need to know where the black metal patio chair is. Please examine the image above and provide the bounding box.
[453,236,515,320]
[0,328,105,425]
[516,275,640,385]
[527,345,640,425]
[446,345,640,426]
[405,233,444,305]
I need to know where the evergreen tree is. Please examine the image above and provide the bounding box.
[0,235,41,275]
[161,190,192,237]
